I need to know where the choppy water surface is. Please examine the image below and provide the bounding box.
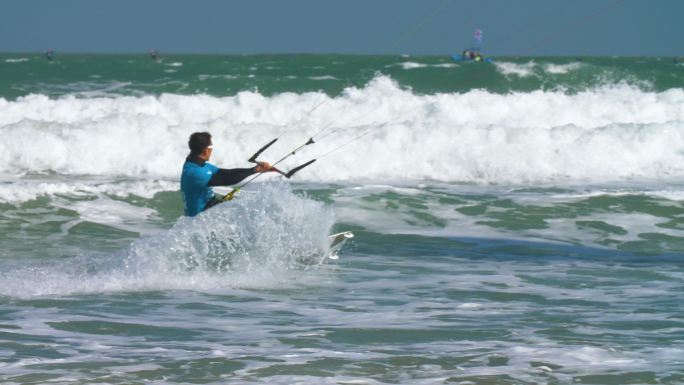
[1,54,683,384]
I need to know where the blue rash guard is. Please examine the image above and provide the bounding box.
[181,159,219,217]
[180,156,257,217]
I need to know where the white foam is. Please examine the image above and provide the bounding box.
[494,61,538,77]
[0,183,335,298]
[649,190,684,201]
[509,345,646,368]
[389,62,456,70]
[457,303,481,309]
[543,62,583,74]
[4,58,29,63]
[308,75,338,80]
[53,196,159,235]
[198,74,239,81]
[398,62,427,69]
[0,77,683,192]
[533,211,684,247]
[0,178,177,203]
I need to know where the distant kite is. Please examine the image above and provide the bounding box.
[473,29,483,49]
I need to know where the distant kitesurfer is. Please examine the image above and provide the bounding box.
[149,49,158,61]
[454,29,488,62]
[180,132,274,217]
[45,49,54,61]
[462,49,482,61]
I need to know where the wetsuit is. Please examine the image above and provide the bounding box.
[180,155,256,217]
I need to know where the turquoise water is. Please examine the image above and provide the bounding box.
[1,54,682,99]
[1,54,683,384]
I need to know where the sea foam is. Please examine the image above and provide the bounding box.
[1,75,683,187]
[0,183,335,298]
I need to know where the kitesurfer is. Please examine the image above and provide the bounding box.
[455,29,486,62]
[180,132,274,217]
[462,49,482,61]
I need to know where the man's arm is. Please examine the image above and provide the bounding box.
[207,167,257,187]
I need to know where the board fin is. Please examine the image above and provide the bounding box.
[328,231,354,259]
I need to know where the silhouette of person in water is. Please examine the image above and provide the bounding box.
[462,50,482,61]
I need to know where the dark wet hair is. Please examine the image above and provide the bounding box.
[188,132,212,156]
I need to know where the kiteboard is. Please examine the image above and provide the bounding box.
[328,231,353,260]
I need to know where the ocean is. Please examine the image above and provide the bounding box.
[1,53,683,384]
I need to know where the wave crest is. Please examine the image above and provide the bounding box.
[1,76,683,188]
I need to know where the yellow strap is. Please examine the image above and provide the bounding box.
[223,188,239,201]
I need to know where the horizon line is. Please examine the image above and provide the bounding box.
[1,51,681,58]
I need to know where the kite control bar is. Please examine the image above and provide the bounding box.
[222,137,317,201]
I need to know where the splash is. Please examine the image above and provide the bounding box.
[0,182,335,298]
[126,182,334,274]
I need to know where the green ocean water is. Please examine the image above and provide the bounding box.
[1,53,682,99]
[0,54,683,384]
